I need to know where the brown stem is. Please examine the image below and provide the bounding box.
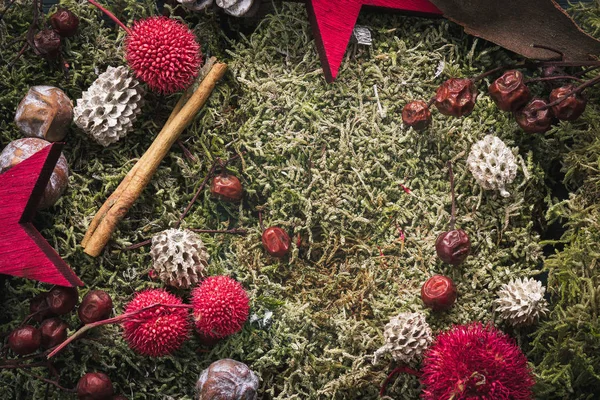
[87,0,131,35]
[188,228,247,235]
[177,140,198,163]
[535,73,600,111]
[447,161,456,231]
[426,96,435,108]
[47,303,193,359]
[19,369,76,393]
[258,211,265,231]
[471,63,522,82]
[525,75,583,84]
[122,239,151,250]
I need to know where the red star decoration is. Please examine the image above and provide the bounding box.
[306,0,442,82]
[0,143,83,287]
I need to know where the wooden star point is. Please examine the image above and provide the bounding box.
[0,143,83,287]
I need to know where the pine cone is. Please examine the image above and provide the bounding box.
[373,312,433,365]
[177,0,259,16]
[495,277,548,326]
[150,229,210,288]
[467,135,517,197]
[74,66,144,147]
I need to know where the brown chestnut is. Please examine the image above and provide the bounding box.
[434,78,478,117]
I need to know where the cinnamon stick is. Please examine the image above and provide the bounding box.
[81,60,227,257]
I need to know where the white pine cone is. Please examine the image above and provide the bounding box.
[74,66,144,147]
[495,277,549,326]
[150,229,210,289]
[177,0,258,16]
[466,135,518,197]
[373,312,433,365]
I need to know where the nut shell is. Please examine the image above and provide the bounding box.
[0,138,69,209]
[195,359,259,400]
[40,318,68,349]
[466,135,518,197]
[33,30,61,59]
[50,8,80,37]
[15,86,73,142]
[77,372,114,400]
[78,290,113,324]
[46,286,78,315]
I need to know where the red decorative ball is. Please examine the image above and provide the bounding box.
[8,326,41,355]
[421,323,534,400]
[191,276,250,339]
[421,275,457,311]
[78,290,113,324]
[262,227,291,258]
[122,289,190,357]
[515,98,554,134]
[125,17,202,94]
[76,372,114,400]
[46,286,79,315]
[40,318,68,349]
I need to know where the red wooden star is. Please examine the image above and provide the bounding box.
[306,0,442,82]
[0,143,83,287]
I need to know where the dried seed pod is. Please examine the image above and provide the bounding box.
[495,277,549,326]
[434,78,478,117]
[8,326,41,355]
[33,29,61,59]
[402,100,431,130]
[514,98,554,134]
[488,70,531,112]
[76,372,114,400]
[466,135,518,197]
[30,293,55,322]
[14,86,73,142]
[46,286,78,315]
[195,359,259,400]
[40,318,68,349]
[211,173,243,202]
[0,138,69,209]
[373,312,433,365]
[549,85,587,121]
[421,275,457,311]
[50,8,80,37]
[435,229,471,266]
[262,227,290,258]
[78,290,113,324]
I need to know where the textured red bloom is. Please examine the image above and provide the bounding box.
[125,17,201,94]
[122,289,190,357]
[192,276,250,339]
[421,323,534,400]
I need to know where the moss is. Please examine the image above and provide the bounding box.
[0,0,599,399]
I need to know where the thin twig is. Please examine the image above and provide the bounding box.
[471,63,523,82]
[19,369,76,393]
[177,140,198,163]
[535,74,600,111]
[525,75,583,84]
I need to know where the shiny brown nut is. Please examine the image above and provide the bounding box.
[14,86,73,142]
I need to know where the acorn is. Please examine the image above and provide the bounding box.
[401,100,431,130]
[8,326,41,355]
[515,98,554,134]
[262,227,291,258]
[549,85,586,121]
[421,275,457,311]
[210,173,243,202]
[46,286,78,315]
[77,372,114,400]
[50,8,80,37]
[40,318,68,349]
[33,29,61,59]
[30,293,55,322]
[434,78,478,117]
[435,229,471,266]
[488,70,531,112]
[78,290,113,324]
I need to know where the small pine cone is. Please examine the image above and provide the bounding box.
[495,277,548,326]
[217,0,259,16]
[467,135,518,197]
[150,229,210,288]
[434,78,478,117]
[373,312,433,365]
[74,66,144,147]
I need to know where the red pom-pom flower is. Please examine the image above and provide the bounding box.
[191,276,250,339]
[421,322,534,400]
[122,289,190,357]
[125,17,202,94]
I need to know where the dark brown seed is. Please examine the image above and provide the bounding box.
[30,293,54,322]
[421,275,457,311]
[514,98,554,134]
[488,70,531,112]
[50,8,80,37]
[402,100,431,130]
[77,372,114,400]
[33,29,61,59]
[262,227,291,258]
[210,174,243,202]
[435,229,471,265]
[434,78,478,117]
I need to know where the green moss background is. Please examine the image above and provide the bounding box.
[0,0,599,398]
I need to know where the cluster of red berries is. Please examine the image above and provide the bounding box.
[33,8,79,60]
[402,69,587,134]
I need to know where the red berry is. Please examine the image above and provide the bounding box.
[30,293,54,322]
[77,372,114,400]
[488,70,531,112]
[262,227,291,258]
[402,100,431,130]
[210,173,243,202]
[46,286,78,315]
[421,275,457,311]
[514,98,554,134]
[40,318,68,349]
[50,8,80,37]
[33,29,61,59]
[434,78,478,117]
[8,326,41,355]
[435,229,471,265]
[549,85,587,121]
[78,290,113,324]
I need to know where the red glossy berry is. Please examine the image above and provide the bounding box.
[402,100,431,130]
[488,70,531,112]
[77,372,114,400]
[210,174,243,202]
[434,78,478,117]
[30,293,54,322]
[78,290,113,324]
[262,227,291,258]
[515,98,554,134]
[549,85,587,121]
[421,275,457,311]
[46,286,78,315]
[435,229,471,265]
[8,326,41,355]
[33,29,61,59]
[40,318,68,349]
[50,8,80,37]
